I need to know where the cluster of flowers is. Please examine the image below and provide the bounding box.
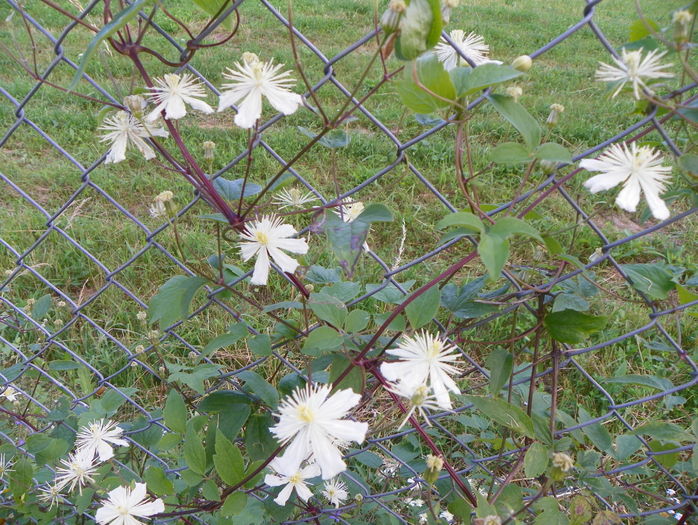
[263,329,465,507]
[35,419,164,524]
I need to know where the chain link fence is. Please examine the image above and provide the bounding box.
[1,0,697,522]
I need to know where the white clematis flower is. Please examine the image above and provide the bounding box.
[271,383,368,480]
[37,483,63,509]
[75,419,129,462]
[264,459,320,506]
[0,454,14,479]
[54,450,100,494]
[239,215,309,285]
[95,482,164,524]
[594,48,673,99]
[272,187,318,209]
[580,142,672,220]
[218,53,304,128]
[0,386,20,402]
[387,380,442,428]
[146,73,214,121]
[99,111,169,164]
[435,30,493,71]
[381,331,463,410]
[322,478,349,508]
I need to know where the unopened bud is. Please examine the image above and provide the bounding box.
[381,0,406,33]
[673,10,693,45]
[354,493,364,506]
[57,300,66,308]
[158,365,167,375]
[135,345,145,355]
[130,360,138,368]
[423,454,443,484]
[512,55,532,72]
[203,140,216,160]
[124,95,146,117]
[26,298,36,307]
[506,85,523,102]
[137,311,147,322]
[546,103,564,127]
[188,351,198,359]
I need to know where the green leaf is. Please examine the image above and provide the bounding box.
[602,374,668,391]
[405,286,441,329]
[31,294,52,320]
[534,142,573,163]
[248,334,272,357]
[613,434,643,461]
[634,422,694,442]
[629,18,659,42]
[238,370,279,408]
[149,275,208,329]
[486,348,513,395]
[534,496,568,525]
[488,94,542,150]
[221,492,248,517]
[166,362,220,395]
[355,203,394,223]
[302,326,343,356]
[184,427,207,475]
[297,126,351,148]
[245,413,278,461]
[397,53,455,112]
[436,211,485,233]
[48,360,80,371]
[69,0,156,89]
[394,0,440,60]
[620,263,675,300]
[192,0,234,29]
[344,309,370,333]
[478,234,509,280]
[163,390,187,434]
[202,323,249,357]
[198,390,251,413]
[552,293,589,312]
[214,429,245,485]
[648,440,679,468]
[306,265,342,284]
[544,309,607,344]
[524,442,549,478]
[366,280,416,304]
[451,63,523,98]
[322,281,361,302]
[212,177,262,200]
[440,276,498,319]
[309,292,347,327]
[490,142,531,164]
[145,466,174,495]
[678,153,698,175]
[489,216,543,242]
[329,354,364,394]
[579,411,612,453]
[464,395,535,438]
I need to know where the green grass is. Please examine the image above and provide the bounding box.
[1,0,697,518]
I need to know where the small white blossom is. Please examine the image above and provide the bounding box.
[419,512,428,524]
[148,201,166,218]
[146,73,213,121]
[137,311,147,322]
[37,483,62,510]
[595,48,673,99]
[580,142,672,220]
[387,380,441,428]
[0,454,14,479]
[1,386,20,402]
[54,450,100,494]
[218,53,303,129]
[271,383,368,480]
[272,187,318,209]
[406,497,425,507]
[322,478,349,508]
[440,510,455,523]
[264,459,320,506]
[75,419,129,462]
[381,331,463,409]
[99,111,169,164]
[95,482,164,524]
[239,215,309,285]
[435,30,492,71]
[483,515,502,525]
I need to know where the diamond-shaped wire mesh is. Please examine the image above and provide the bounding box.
[1,0,697,522]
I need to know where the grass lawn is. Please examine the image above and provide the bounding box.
[0,0,696,521]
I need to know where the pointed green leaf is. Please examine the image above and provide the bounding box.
[405,286,441,329]
[163,389,187,434]
[149,275,208,329]
[214,429,245,485]
[478,234,509,280]
[488,94,541,150]
[544,309,608,344]
[451,63,523,98]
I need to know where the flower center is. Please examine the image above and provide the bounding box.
[289,472,303,485]
[255,231,270,245]
[625,52,641,78]
[116,504,130,516]
[426,341,442,359]
[297,404,315,423]
[411,385,429,406]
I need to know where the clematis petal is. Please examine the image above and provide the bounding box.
[250,248,271,285]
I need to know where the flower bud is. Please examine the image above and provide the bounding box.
[380,0,406,34]
[135,345,145,354]
[158,365,167,375]
[188,351,198,359]
[512,54,532,72]
[203,140,216,160]
[506,85,523,102]
[546,103,565,127]
[155,190,174,203]
[57,300,66,308]
[552,452,574,472]
[673,10,693,45]
[137,311,147,322]
[354,493,364,506]
[423,454,443,484]
[130,360,138,368]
